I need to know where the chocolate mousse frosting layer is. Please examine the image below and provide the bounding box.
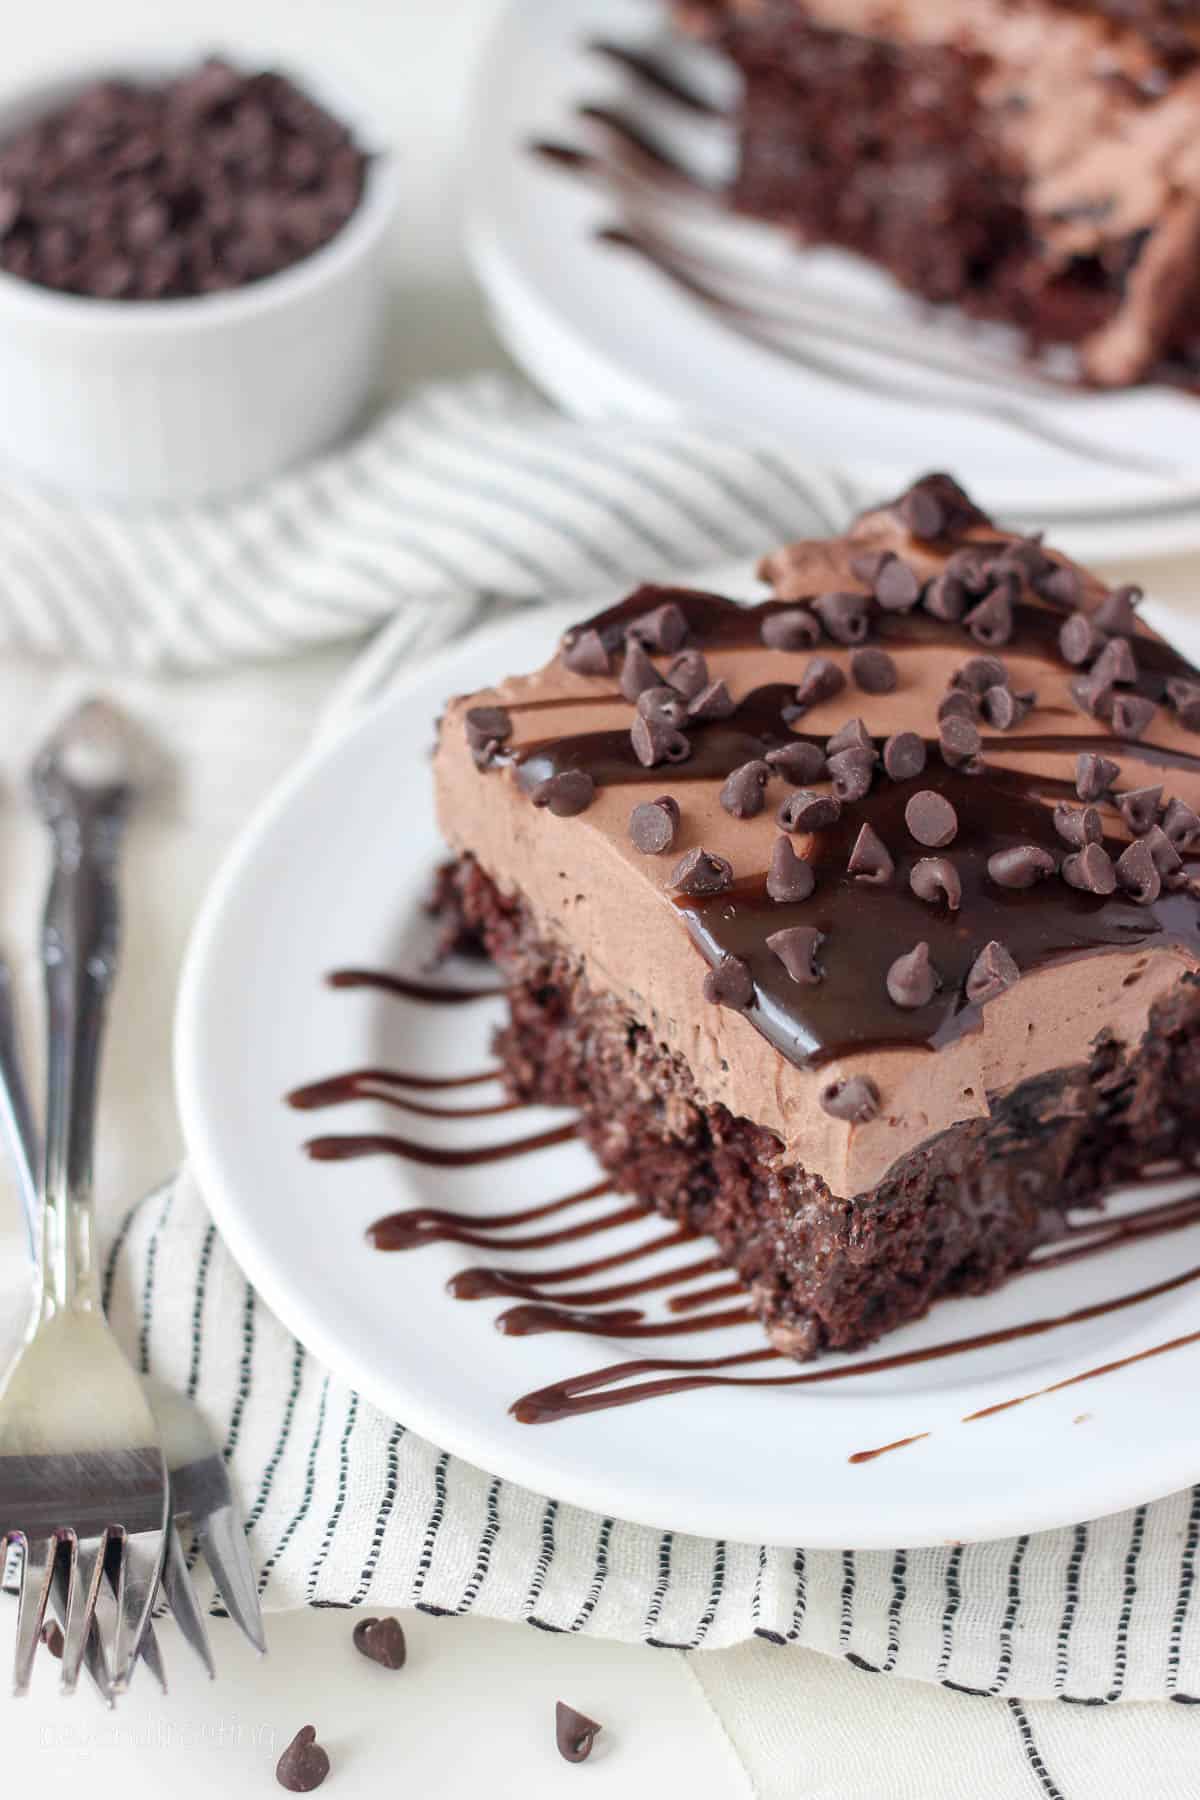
[433,474,1200,1198]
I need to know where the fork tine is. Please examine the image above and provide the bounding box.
[12,1533,55,1696]
[51,1549,113,1707]
[161,1521,214,1679]
[110,1527,166,1691]
[59,1532,108,1695]
[134,1618,168,1693]
[197,1506,266,1656]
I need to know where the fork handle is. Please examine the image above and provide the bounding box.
[0,954,40,1258]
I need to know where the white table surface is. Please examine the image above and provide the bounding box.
[2,3,1200,1796]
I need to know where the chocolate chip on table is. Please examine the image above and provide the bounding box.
[636,686,689,730]
[1111,694,1156,740]
[966,940,1020,1004]
[721,759,771,819]
[766,741,826,784]
[938,714,981,770]
[847,822,894,884]
[1166,676,1200,731]
[620,640,665,702]
[820,1075,880,1122]
[923,571,966,621]
[687,679,736,722]
[1053,803,1102,848]
[766,836,815,901]
[1076,752,1120,801]
[964,585,1014,646]
[905,791,957,847]
[352,1616,407,1670]
[778,790,841,833]
[792,656,847,711]
[464,705,511,753]
[629,796,680,854]
[556,1703,603,1765]
[887,941,939,1008]
[1116,838,1161,905]
[631,714,690,769]
[1058,612,1108,666]
[627,600,689,654]
[761,607,821,651]
[1117,785,1162,835]
[909,856,961,909]
[665,649,709,699]
[826,717,874,756]
[987,845,1056,889]
[1162,798,1200,848]
[850,646,897,693]
[812,591,871,645]
[276,1727,330,1793]
[827,747,875,802]
[40,1621,64,1658]
[767,924,824,983]
[1062,842,1117,894]
[1094,584,1141,636]
[562,628,612,676]
[981,685,1034,730]
[530,770,595,817]
[671,846,733,895]
[1091,637,1137,687]
[703,953,754,1009]
[882,731,926,781]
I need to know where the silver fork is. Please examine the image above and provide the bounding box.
[0,700,168,1695]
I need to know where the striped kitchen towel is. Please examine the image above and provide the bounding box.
[0,372,855,672]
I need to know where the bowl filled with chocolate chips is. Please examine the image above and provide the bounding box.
[0,53,399,501]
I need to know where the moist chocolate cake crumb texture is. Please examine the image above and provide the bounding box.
[433,472,1200,1360]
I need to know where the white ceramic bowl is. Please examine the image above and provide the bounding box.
[0,57,400,505]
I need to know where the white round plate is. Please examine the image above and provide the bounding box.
[177,579,1200,1549]
[465,0,1200,563]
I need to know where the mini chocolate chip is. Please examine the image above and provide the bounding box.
[531,770,595,816]
[703,953,754,1009]
[767,924,824,983]
[905,791,957,847]
[620,639,665,702]
[850,646,898,693]
[1116,837,1161,904]
[562,628,612,676]
[721,759,771,819]
[955,655,1009,693]
[556,1703,602,1765]
[628,600,688,653]
[887,941,939,1008]
[687,679,736,722]
[352,1617,407,1670]
[982,686,1035,730]
[1117,785,1162,835]
[671,847,733,895]
[1062,843,1117,894]
[1112,694,1156,739]
[939,714,982,769]
[1053,804,1102,847]
[1144,823,1183,874]
[910,856,961,909]
[631,714,690,768]
[966,940,1020,1003]
[793,656,846,710]
[1094,584,1140,636]
[762,608,821,650]
[276,1727,330,1793]
[1070,672,1116,721]
[988,845,1056,888]
[766,741,826,783]
[629,798,679,854]
[1165,677,1200,731]
[1162,798,1200,849]
[874,557,922,612]
[1035,561,1082,607]
[636,686,689,730]
[923,571,966,621]
[464,705,511,752]
[665,649,709,699]
[1091,637,1137,686]
[1076,752,1120,801]
[965,585,1014,646]
[847,822,894,884]
[1059,612,1107,666]
[40,1620,64,1658]
[812,591,871,644]
[938,689,978,723]
[826,717,874,756]
[849,549,891,586]
[883,731,926,780]
[820,1075,880,1122]
[766,836,816,901]
[897,483,947,539]
[778,790,841,832]
[827,747,875,802]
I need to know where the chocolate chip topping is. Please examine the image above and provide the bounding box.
[938,714,981,770]
[1062,843,1118,894]
[905,791,958,847]
[938,693,974,729]
[1166,677,1200,731]
[793,656,847,710]
[636,686,689,729]
[1112,694,1156,740]
[619,639,664,702]
[761,607,821,651]
[965,940,1020,1004]
[1053,804,1102,848]
[766,836,816,902]
[887,941,939,1008]
[1145,824,1183,875]
[1162,798,1200,848]
[882,731,926,781]
[629,797,679,854]
[954,655,1008,693]
[981,685,1034,730]
[1094,584,1140,636]
[276,1727,330,1794]
[1117,785,1163,835]
[563,628,612,676]
[1036,561,1083,607]
[850,646,898,693]
[720,759,772,819]
[352,1617,407,1670]
[1070,671,1116,722]
[665,649,709,699]
[847,822,894,884]
[687,678,736,721]
[826,717,874,756]
[874,556,923,612]
[464,705,511,752]
[849,549,891,587]
[1059,612,1108,666]
[812,591,871,644]
[923,571,966,621]
[671,847,733,896]
[827,747,876,802]
[766,741,827,784]
[1076,752,1120,801]
[778,790,842,833]
[531,770,595,817]
[820,1075,880,1122]
[703,953,754,1009]
[1116,837,1161,905]
[897,471,982,540]
[909,856,962,910]
[964,585,1014,646]
[1091,637,1138,687]
[987,845,1056,889]
[40,1620,64,1659]
[767,925,824,983]
[630,714,690,769]
[627,600,688,653]
[556,1703,603,1765]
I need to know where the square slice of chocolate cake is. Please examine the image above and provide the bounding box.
[433,473,1200,1358]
